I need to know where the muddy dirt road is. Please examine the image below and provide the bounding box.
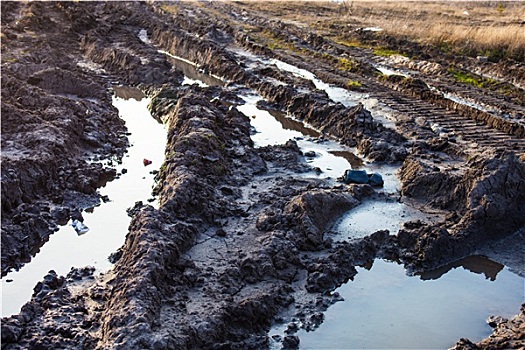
[1,2,524,349]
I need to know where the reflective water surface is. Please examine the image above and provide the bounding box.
[332,199,438,241]
[2,88,167,317]
[271,258,524,350]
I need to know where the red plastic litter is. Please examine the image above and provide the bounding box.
[143,158,152,166]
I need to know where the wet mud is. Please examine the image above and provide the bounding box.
[1,2,523,349]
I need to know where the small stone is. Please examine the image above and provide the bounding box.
[282,335,300,349]
[216,228,227,237]
[304,151,316,158]
[487,315,508,328]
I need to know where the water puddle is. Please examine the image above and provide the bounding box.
[159,50,225,87]
[362,26,384,32]
[428,86,492,114]
[268,58,361,108]
[160,50,523,350]
[375,65,410,78]
[2,87,167,317]
[237,93,304,147]
[270,258,524,350]
[236,92,398,187]
[332,199,437,241]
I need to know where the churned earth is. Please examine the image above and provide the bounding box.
[1,2,523,349]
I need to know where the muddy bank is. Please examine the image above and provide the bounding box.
[1,83,386,349]
[383,75,525,139]
[148,25,408,164]
[1,1,129,275]
[2,1,524,349]
[452,304,525,350]
[397,150,525,272]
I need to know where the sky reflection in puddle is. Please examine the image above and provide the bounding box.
[2,88,166,317]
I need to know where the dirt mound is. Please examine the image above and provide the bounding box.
[1,2,128,274]
[398,151,525,270]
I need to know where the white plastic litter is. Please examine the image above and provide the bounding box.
[71,219,90,235]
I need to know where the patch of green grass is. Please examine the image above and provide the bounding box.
[373,47,405,57]
[267,40,285,50]
[335,39,367,49]
[255,29,291,51]
[496,2,505,14]
[346,79,362,89]
[337,57,355,71]
[447,68,495,89]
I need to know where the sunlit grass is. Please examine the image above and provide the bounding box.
[447,68,507,93]
[233,1,525,62]
[373,47,406,57]
[346,79,362,89]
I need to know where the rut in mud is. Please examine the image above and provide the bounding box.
[1,2,524,350]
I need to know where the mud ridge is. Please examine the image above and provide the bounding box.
[1,1,128,275]
[2,2,524,349]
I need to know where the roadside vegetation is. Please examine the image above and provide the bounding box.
[236,0,525,63]
[339,0,525,62]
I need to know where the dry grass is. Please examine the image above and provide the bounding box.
[342,1,525,60]
[233,1,525,61]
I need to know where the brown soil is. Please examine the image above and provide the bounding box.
[1,2,523,349]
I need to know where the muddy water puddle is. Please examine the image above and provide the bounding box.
[224,49,524,349]
[332,199,439,241]
[160,50,225,87]
[139,30,224,87]
[236,92,399,188]
[162,52,524,349]
[269,59,361,108]
[2,87,167,317]
[271,257,524,350]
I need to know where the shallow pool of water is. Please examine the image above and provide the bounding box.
[269,58,361,108]
[1,88,167,317]
[332,199,436,241]
[271,258,524,350]
[375,65,410,78]
[160,50,225,87]
[236,93,400,189]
